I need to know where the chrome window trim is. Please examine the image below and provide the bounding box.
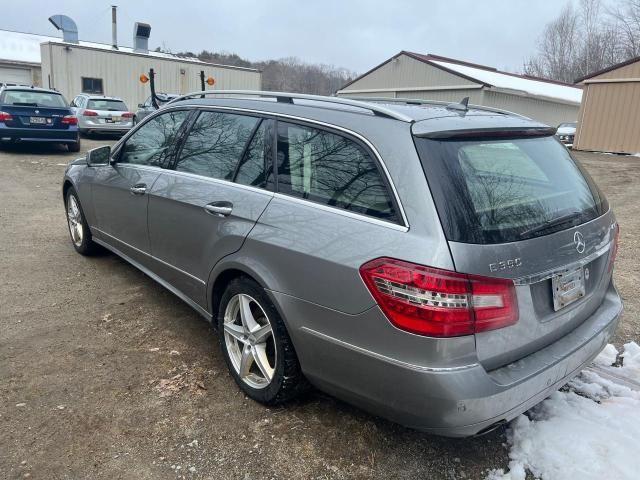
[156,168,408,232]
[180,104,410,229]
[159,168,275,197]
[113,103,410,230]
[92,227,206,285]
[272,192,409,232]
[113,163,164,173]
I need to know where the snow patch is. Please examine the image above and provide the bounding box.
[487,343,640,480]
[431,60,583,104]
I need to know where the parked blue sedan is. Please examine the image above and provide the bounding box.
[0,86,80,152]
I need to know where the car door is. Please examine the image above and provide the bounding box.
[147,110,274,308]
[90,109,191,267]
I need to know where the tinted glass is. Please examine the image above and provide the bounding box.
[82,77,103,94]
[87,99,128,111]
[414,135,608,244]
[235,121,267,187]
[176,111,259,180]
[276,122,397,221]
[1,90,67,107]
[119,110,188,167]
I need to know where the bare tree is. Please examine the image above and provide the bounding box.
[609,0,640,58]
[524,0,640,82]
[524,4,580,82]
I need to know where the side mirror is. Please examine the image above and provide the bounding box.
[138,103,144,108]
[86,145,111,166]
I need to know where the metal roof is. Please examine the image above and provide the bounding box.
[339,51,583,104]
[0,29,259,72]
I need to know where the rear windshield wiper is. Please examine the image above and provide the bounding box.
[519,211,586,238]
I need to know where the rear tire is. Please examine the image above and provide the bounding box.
[65,187,100,255]
[68,139,81,153]
[218,277,307,405]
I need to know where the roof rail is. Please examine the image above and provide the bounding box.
[165,90,414,122]
[342,96,529,119]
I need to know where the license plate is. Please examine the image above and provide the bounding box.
[30,117,47,124]
[552,266,585,311]
[105,117,120,123]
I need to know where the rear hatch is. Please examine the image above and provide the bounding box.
[0,89,72,129]
[84,98,132,125]
[412,118,617,370]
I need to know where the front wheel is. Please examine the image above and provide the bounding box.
[218,277,307,405]
[65,187,100,255]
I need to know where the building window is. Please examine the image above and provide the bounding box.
[81,77,103,94]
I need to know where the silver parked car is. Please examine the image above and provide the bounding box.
[133,93,179,124]
[71,94,134,136]
[62,91,622,437]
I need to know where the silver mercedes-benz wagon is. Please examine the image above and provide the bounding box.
[62,91,622,437]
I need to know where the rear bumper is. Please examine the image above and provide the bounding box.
[0,125,79,143]
[78,119,132,134]
[278,282,622,437]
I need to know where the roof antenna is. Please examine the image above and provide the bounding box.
[446,96,469,113]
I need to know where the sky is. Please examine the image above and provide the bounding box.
[0,0,575,74]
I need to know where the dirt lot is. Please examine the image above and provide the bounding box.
[0,138,638,480]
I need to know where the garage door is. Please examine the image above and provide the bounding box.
[0,66,31,86]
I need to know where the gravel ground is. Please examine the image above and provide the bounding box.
[0,138,637,480]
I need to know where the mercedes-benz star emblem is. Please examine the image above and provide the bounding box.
[574,231,586,254]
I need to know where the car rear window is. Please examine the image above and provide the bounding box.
[87,99,128,111]
[1,90,67,108]
[414,135,608,244]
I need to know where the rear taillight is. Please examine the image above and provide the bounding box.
[360,258,518,337]
[608,223,620,273]
[62,115,77,125]
[0,111,14,122]
[82,110,98,117]
[122,112,134,118]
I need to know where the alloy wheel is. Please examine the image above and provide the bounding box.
[66,195,84,247]
[223,294,276,389]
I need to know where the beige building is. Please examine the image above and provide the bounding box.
[337,51,583,126]
[0,29,261,111]
[574,56,640,154]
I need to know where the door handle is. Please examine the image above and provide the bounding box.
[130,184,147,195]
[204,201,233,217]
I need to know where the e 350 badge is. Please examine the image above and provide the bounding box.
[489,258,522,272]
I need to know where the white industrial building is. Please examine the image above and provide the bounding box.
[0,14,260,110]
[337,51,583,126]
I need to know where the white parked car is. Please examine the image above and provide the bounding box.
[70,94,134,136]
[556,122,577,147]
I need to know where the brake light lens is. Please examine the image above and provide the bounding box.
[360,258,518,337]
[0,111,14,122]
[121,112,134,118]
[82,110,98,116]
[608,223,620,273]
[62,115,77,125]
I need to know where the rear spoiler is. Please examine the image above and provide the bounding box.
[416,126,558,140]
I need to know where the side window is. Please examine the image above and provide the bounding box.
[175,111,259,181]
[119,110,188,167]
[81,77,103,94]
[235,121,267,187]
[276,122,397,222]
